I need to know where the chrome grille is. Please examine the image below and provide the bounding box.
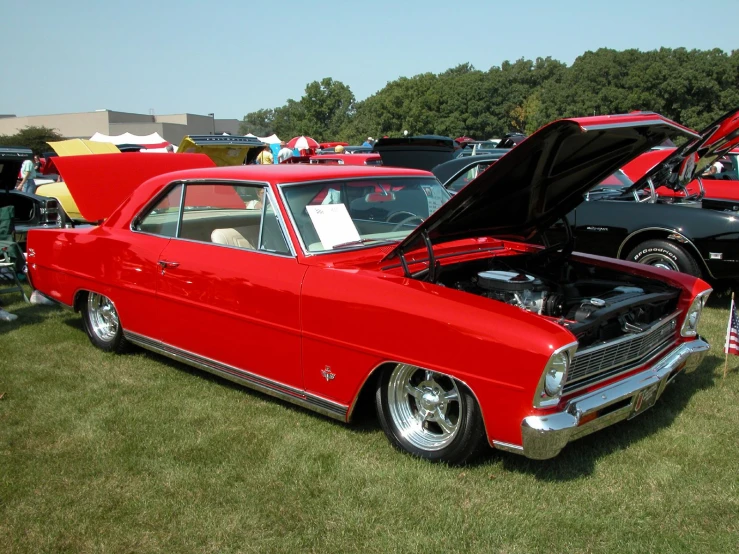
[564,312,680,392]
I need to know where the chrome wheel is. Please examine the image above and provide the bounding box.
[386,364,462,451]
[86,293,120,341]
[639,252,679,271]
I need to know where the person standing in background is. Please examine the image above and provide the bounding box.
[277,141,294,163]
[256,145,274,164]
[17,155,37,194]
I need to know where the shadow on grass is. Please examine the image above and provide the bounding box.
[490,353,721,481]
[124,343,722,480]
[0,301,65,336]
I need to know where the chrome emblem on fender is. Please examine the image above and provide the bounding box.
[321,366,336,381]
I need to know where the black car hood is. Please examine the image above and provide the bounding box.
[373,135,457,171]
[384,113,697,260]
[628,108,739,193]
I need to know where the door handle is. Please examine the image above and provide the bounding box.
[158,260,180,269]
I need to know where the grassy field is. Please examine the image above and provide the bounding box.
[1,286,738,554]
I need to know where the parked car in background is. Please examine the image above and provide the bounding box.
[623,147,739,201]
[432,149,510,193]
[551,109,739,280]
[0,146,67,248]
[27,113,713,464]
[373,135,457,170]
[308,153,382,166]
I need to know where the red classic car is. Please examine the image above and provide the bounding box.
[308,153,382,166]
[27,112,711,464]
[623,147,739,200]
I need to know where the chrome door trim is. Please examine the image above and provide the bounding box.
[122,330,348,421]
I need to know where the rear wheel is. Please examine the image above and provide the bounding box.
[626,239,702,277]
[375,364,485,464]
[81,292,129,353]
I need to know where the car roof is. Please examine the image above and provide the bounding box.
[160,163,431,185]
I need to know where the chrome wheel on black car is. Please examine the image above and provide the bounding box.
[376,364,485,464]
[627,239,702,277]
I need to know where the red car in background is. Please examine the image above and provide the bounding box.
[623,147,739,200]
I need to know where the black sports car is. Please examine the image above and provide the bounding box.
[439,109,739,281]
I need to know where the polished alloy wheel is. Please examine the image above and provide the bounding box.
[87,293,120,341]
[386,364,461,451]
[639,252,679,271]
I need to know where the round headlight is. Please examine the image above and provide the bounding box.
[544,352,569,397]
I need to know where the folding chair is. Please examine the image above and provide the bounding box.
[0,205,29,302]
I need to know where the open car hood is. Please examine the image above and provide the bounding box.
[47,139,121,156]
[373,135,457,171]
[177,135,265,166]
[384,113,698,261]
[52,153,216,222]
[628,108,739,192]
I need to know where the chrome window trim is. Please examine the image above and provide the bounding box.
[276,176,449,257]
[123,329,348,421]
[130,178,296,258]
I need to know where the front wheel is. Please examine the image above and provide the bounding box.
[81,291,129,353]
[375,364,485,464]
[626,239,702,277]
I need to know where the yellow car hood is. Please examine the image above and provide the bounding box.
[177,135,265,166]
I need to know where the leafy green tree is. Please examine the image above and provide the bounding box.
[240,48,738,143]
[239,109,275,136]
[0,126,64,154]
[299,78,355,140]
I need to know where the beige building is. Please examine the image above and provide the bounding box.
[0,110,241,145]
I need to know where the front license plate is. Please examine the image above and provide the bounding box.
[629,383,660,419]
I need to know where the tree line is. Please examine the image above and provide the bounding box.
[239,48,739,143]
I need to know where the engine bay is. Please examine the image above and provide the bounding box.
[438,254,680,348]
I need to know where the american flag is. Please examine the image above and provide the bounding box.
[724,296,739,356]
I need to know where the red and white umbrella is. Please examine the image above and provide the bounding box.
[287,136,320,150]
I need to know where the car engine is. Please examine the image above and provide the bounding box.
[440,255,680,348]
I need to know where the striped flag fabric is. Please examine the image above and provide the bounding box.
[724,296,739,356]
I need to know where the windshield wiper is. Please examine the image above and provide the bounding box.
[331,238,397,250]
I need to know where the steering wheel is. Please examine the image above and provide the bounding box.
[388,213,425,231]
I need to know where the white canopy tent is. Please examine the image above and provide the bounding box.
[244,133,281,144]
[89,132,169,146]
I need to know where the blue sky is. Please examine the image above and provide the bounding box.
[2,0,736,120]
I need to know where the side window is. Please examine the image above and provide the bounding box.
[447,163,491,193]
[179,183,262,250]
[136,184,183,237]
[259,194,291,254]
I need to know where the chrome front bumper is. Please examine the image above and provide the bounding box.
[517,338,709,460]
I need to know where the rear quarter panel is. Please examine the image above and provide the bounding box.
[27,226,165,337]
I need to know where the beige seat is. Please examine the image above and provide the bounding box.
[211,228,254,250]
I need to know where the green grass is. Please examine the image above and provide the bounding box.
[1,287,738,553]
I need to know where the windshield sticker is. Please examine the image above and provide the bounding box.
[421,184,444,215]
[306,203,361,249]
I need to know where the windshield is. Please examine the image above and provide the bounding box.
[598,169,633,188]
[281,177,450,253]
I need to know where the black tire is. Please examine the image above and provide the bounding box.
[80,291,129,353]
[626,239,702,277]
[375,364,486,464]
